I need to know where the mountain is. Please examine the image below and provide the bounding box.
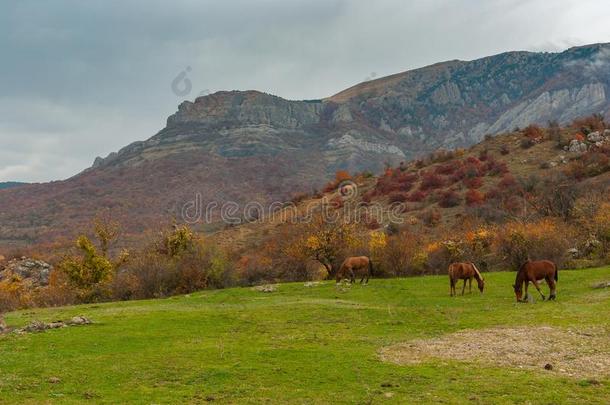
[0,182,26,190]
[1,43,610,248]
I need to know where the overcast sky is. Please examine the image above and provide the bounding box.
[2,0,610,182]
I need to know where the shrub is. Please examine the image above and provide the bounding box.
[438,190,461,208]
[486,159,509,176]
[58,218,128,303]
[520,137,535,149]
[115,232,230,299]
[463,176,483,189]
[421,209,441,227]
[376,232,421,277]
[424,240,464,275]
[498,174,518,189]
[388,192,408,203]
[420,173,444,190]
[522,124,544,139]
[434,163,457,175]
[572,114,605,134]
[406,190,427,202]
[465,189,485,206]
[493,219,570,270]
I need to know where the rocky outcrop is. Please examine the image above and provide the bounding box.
[487,83,606,134]
[0,257,52,287]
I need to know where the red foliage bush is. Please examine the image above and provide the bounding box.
[438,190,461,208]
[388,192,408,203]
[434,163,457,175]
[485,187,502,201]
[522,124,544,139]
[465,189,485,206]
[498,174,518,189]
[396,172,418,183]
[420,173,445,190]
[465,156,481,165]
[406,190,427,202]
[463,176,483,189]
[485,158,509,176]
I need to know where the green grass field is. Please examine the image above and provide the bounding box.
[1,267,609,404]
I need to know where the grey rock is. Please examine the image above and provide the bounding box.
[252,284,277,293]
[0,257,52,286]
[568,139,588,153]
[587,131,603,142]
[67,316,92,325]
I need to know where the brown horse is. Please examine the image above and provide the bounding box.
[336,256,373,284]
[513,260,558,302]
[448,262,485,296]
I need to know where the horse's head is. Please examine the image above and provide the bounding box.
[513,283,523,301]
[477,277,485,293]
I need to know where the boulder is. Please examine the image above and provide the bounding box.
[568,139,588,153]
[252,284,277,293]
[67,316,92,325]
[587,131,603,143]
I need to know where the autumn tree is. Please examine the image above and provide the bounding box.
[284,213,360,276]
[59,216,128,302]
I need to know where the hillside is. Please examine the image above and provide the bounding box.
[0,182,26,190]
[214,121,610,257]
[1,268,609,403]
[2,43,610,248]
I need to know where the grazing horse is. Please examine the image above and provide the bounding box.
[448,262,485,296]
[513,260,558,302]
[336,256,373,284]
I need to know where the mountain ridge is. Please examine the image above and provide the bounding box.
[2,43,610,247]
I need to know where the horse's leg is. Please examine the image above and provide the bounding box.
[349,269,355,284]
[532,279,546,301]
[524,281,529,302]
[547,277,556,300]
[461,279,467,295]
[468,277,472,294]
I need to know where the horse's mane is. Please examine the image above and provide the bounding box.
[470,262,483,280]
[517,259,531,274]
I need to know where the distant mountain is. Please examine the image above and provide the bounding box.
[0,182,27,190]
[1,43,610,247]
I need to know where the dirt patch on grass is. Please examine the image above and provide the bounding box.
[380,326,610,379]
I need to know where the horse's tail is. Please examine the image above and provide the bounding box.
[554,262,558,281]
[368,257,374,276]
[335,262,345,282]
[447,263,455,279]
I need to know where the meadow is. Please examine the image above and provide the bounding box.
[1,267,609,404]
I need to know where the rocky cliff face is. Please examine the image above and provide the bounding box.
[92,44,610,174]
[1,43,610,246]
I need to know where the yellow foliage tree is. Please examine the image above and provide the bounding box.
[58,216,128,302]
